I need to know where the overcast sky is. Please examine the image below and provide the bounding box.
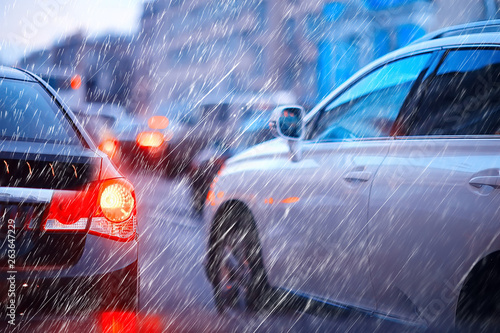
[0,0,143,64]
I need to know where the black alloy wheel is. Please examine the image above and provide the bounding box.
[207,208,270,314]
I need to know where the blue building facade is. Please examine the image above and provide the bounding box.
[315,0,432,100]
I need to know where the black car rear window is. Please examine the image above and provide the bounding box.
[0,79,81,145]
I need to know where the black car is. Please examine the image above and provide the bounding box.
[0,67,138,323]
[189,104,276,213]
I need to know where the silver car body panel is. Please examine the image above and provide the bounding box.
[203,34,500,329]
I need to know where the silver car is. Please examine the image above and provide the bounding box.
[203,22,500,331]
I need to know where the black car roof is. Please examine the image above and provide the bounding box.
[0,66,36,81]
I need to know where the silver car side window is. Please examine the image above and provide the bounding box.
[403,48,500,136]
[312,53,431,141]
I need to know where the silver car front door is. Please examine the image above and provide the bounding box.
[259,53,433,309]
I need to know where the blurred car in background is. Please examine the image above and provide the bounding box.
[72,92,295,178]
[189,92,295,213]
[0,66,138,320]
[73,103,126,150]
[114,113,174,173]
[155,96,243,175]
[74,103,177,174]
[154,101,198,175]
[36,67,86,112]
[190,92,295,149]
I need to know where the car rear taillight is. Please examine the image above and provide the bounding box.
[136,131,164,148]
[98,138,119,159]
[44,186,97,231]
[70,74,82,90]
[90,178,136,241]
[148,116,169,129]
[44,178,137,242]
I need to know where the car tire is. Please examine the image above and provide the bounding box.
[206,206,271,314]
[456,259,500,332]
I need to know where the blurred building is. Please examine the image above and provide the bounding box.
[135,0,300,113]
[17,0,499,115]
[314,0,496,98]
[136,0,495,111]
[19,33,137,111]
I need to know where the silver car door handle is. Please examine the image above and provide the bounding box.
[469,176,500,189]
[343,171,372,183]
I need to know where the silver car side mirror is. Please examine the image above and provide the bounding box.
[269,105,305,162]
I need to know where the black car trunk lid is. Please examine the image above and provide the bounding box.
[0,142,101,269]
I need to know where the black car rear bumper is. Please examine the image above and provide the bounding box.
[117,141,169,171]
[0,234,138,322]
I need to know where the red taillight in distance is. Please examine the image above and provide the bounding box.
[70,74,82,90]
[136,131,165,148]
[98,138,119,159]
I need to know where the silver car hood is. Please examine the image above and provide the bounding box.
[226,138,289,166]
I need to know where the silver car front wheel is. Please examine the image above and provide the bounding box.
[206,206,270,314]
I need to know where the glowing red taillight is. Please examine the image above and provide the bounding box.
[99,181,134,222]
[98,139,118,159]
[91,178,136,241]
[100,312,137,333]
[100,312,163,333]
[71,74,82,90]
[44,178,137,242]
[136,131,164,148]
[44,187,96,231]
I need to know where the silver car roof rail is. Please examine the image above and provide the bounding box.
[413,19,500,44]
